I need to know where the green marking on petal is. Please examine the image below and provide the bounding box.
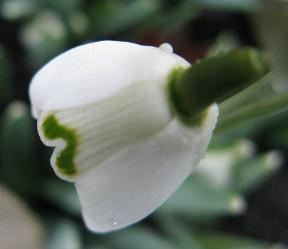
[42,115,78,176]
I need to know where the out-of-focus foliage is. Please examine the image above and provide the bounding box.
[255,0,288,92]
[0,45,12,103]
[0,0,288,248]
[20,11,68,68]
[0,102,41,198]
[218,73,288,132]
[45,218,82,249]
[194,231,286,249]
[88,0,159,37]
[157,140,281,220]
[44,179,81,216]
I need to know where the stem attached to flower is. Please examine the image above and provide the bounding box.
[216,73,288,132]
[168,48,270,126]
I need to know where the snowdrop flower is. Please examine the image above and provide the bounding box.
[29,40,219,232]
[196,140,255,188]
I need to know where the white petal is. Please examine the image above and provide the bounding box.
[37,80,171,181]
[29,40,189,118]
[75,105,218,233]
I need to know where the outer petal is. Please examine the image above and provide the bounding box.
[37,80,171,181]
[29,40,189,118]
[75,105,218,233]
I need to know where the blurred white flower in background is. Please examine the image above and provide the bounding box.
[29,40,218,232]
[0,185,44,249]
[197,140,255,188]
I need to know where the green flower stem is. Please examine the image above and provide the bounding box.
[169,48,270,126]
[216,73,288,133]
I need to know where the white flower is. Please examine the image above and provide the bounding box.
[196,140,255,188]
[29,40,218,232]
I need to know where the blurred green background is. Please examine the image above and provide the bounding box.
[1,0,288,248]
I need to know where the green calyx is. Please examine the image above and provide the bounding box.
[168,48,270,127]
[41,115,78,177]
[168,67,209,126]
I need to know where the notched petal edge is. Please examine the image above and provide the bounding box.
[39,113,79,181]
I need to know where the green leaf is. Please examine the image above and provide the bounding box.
[88,0,159,37]
[231,151,282,194]
[104,226,178,249]
[156,175,245,218]
[217,73,288,132]
[43,179,81,216]
[40,0,82,15]
[20,11,67,68]
[267,111,288,149]
[195,0,260,12]
[0,45,12,103]
[0,0,37,20]
[45,218,82,249]
[255,1,288,92]
[0,102,41,198]
[143,0,198,34]
[156,217,204,249]
[211,118,264,146]
[194,231,287,249]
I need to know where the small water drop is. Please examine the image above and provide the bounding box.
[159,43,173,53]
[111,220,118,226]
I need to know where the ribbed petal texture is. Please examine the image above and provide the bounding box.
[38,80,171,181]
[75,105,218,232]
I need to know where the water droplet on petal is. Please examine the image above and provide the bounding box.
[159,43,173,53]
[110,219,118,226]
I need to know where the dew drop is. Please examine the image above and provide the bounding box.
[159,43,173,53]
[110,219,118,226]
